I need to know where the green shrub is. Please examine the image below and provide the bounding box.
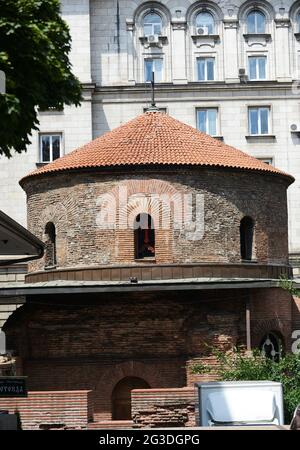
[192,348,300,422]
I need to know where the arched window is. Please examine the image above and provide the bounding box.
[143,12,162,36]
[260,332,284,362]
[44,222,56,268]
[196,11,215,35]
[134,213,155,259]
[247,10,266,34]
[240,216,254,261]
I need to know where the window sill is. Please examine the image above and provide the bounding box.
[241,260,258,264]
[212,135,224,141]
[246,134,276,140]
[44,265,57,271]
[36,162,49,168]
[191,34,220,47]
[243,33,271,42]
[38,108,64,115]
[134,258,156,263]
[248,79,268,82]
[139,35,168,48]
[194,80,218,84]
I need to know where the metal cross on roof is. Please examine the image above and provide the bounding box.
[147,71,160,112]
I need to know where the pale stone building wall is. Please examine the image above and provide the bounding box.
[1,0,300,271]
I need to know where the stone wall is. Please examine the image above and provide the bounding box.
[23,169,289,272]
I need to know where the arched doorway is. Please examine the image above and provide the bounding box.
[112,377,150,420]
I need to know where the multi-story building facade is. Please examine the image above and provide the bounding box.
[1,0,300,271]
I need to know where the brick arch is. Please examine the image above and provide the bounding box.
[251,318,287,348]
[28,193,79,271]
[94,361,161,419]
[110,178,180,199]
[110,179,178,264]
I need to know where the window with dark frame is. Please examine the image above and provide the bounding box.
[134,213,155,259]
[40,134,62,163]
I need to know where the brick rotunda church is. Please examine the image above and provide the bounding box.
[2,109,300,427]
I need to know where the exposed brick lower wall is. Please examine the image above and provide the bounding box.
[132,388,195,428]
[186,357,220,386]
[0,390,93,430]
[292,296,300,331]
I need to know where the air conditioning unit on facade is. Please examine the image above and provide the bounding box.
[239,68,248,83]
[147,34,160,44]
[197,26,209,35]
[290,123,300,136]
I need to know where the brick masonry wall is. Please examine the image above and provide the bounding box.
[131,387,196,428]
[250,287,293,350]
[3,287,293,419]
[22,168,289,272]
[292,296,300,331]
[0,390,93,429]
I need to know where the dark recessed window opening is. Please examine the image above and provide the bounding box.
[240,216,254,261]
[44,222,57,268]
[134,213,155,259]
[260,331,284,362]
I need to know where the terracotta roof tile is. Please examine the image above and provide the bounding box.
[20,111,294,184]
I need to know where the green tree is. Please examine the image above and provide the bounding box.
[0,0,82,158]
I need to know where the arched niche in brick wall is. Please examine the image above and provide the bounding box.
[112,376,150,420]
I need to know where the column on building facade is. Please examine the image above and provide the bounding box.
[171,19,187,84]
[223,19,239,83]
[275,18,292,82]
[126,19,135,84]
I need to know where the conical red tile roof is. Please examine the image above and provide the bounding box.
[21,111,293,184]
